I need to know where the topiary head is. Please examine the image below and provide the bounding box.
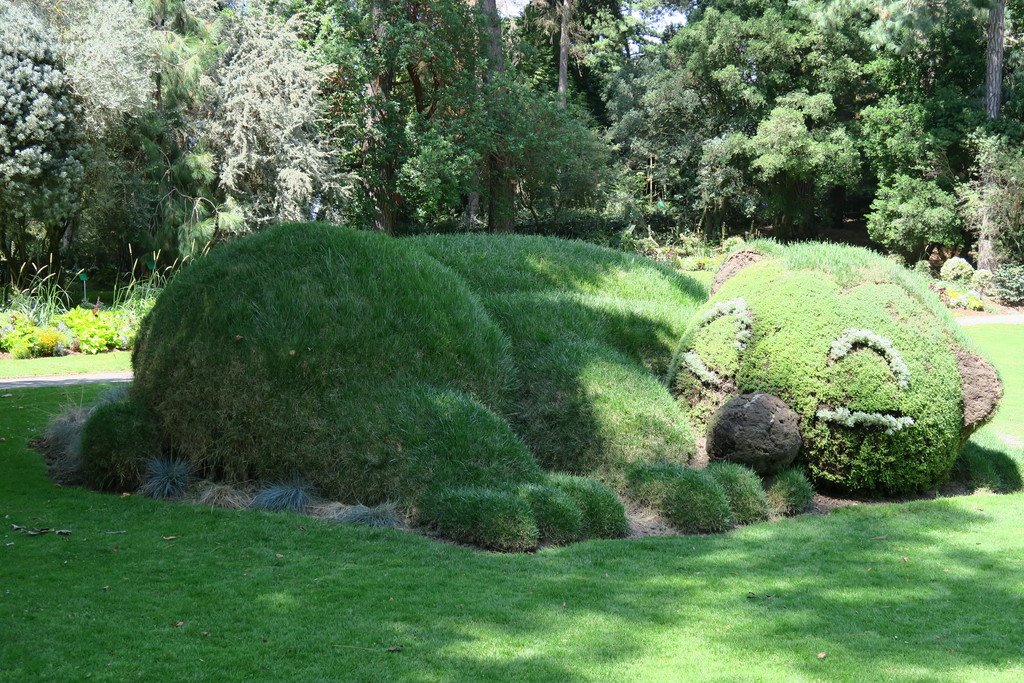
[672,243,1001,496]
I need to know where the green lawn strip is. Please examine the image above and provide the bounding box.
[0,351,131,378]
[2,382,1022,680]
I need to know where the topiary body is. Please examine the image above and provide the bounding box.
[672,242,1000,496]
[132,223,542,503]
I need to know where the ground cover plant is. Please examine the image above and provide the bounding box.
[1,331,1022,679]
[672,242,1002,497]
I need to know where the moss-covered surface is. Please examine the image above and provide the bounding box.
[672,241,991,496]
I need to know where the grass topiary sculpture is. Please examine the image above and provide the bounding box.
[123,224,700,546]
[671,242,1002,496]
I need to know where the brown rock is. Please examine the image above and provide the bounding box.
[707,393,801,476]
[711,249,767,294]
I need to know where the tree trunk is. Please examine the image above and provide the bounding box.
[978,0,1005,271]
[557,0,571,109]
[364,1,397,235]
[480,0,515,232]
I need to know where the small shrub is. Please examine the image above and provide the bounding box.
[336,502,406,529]
[251,478,315,513]
[913,260,932,276]
[766,469,816,517]
[661,469,733,534]
[139,457,192,500]
[705,462,770,525]
[80,398,161,492]
[626,462,688,507]
[42,406,93,485]
[517,484,584,545]
[420,487,539,552]
[993,264,1024,306]
[970,269,995,295]
[940,257,974,283]
[548,474,629,539]
[33,328,62,356]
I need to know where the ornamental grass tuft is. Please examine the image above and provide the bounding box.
[547,473,629,539]
[139,457,192,500]
[661,468,734,534]
[766,469,816,517]
[705,462,770,525]
[251,478,315,513]
[419,487,539,553]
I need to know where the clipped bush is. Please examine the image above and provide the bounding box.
[661,468,733,534]
[80,397,161,492]
[548,473,629,539]
[766,469,816,517]
[139,458,192,500]
[251,479,315,513]
[993,264,1024,306]
[419,487,539,552]
[672,242,999,496]
[705,462,770,525]
[940,257,974,283]
[132,223,542,503]
[517,483,584,545]
[913,260,932,276]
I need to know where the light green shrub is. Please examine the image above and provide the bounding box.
[940,257,974,283]
[672,241,990,495]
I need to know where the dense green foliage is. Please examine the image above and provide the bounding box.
[673,242,985,496]
[548,473,630,539]
[662,468,734,534]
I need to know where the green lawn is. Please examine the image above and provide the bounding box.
[0,326,1021,681]
[0,351,131,378]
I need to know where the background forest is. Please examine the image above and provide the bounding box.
[4,0,1024,280]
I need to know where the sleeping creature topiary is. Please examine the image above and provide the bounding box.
[79,226,1001,548]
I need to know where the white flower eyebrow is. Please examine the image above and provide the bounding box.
[829,328,911,390]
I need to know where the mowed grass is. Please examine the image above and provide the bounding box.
[0,351,131,378]
[1,326,1022,681]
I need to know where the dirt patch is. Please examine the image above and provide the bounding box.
[710,248,767,294]
[955,347,1002,431]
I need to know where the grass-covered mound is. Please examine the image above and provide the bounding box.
[132,223,543,503]
[411,234,705,487]
[671,241,1000,496]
